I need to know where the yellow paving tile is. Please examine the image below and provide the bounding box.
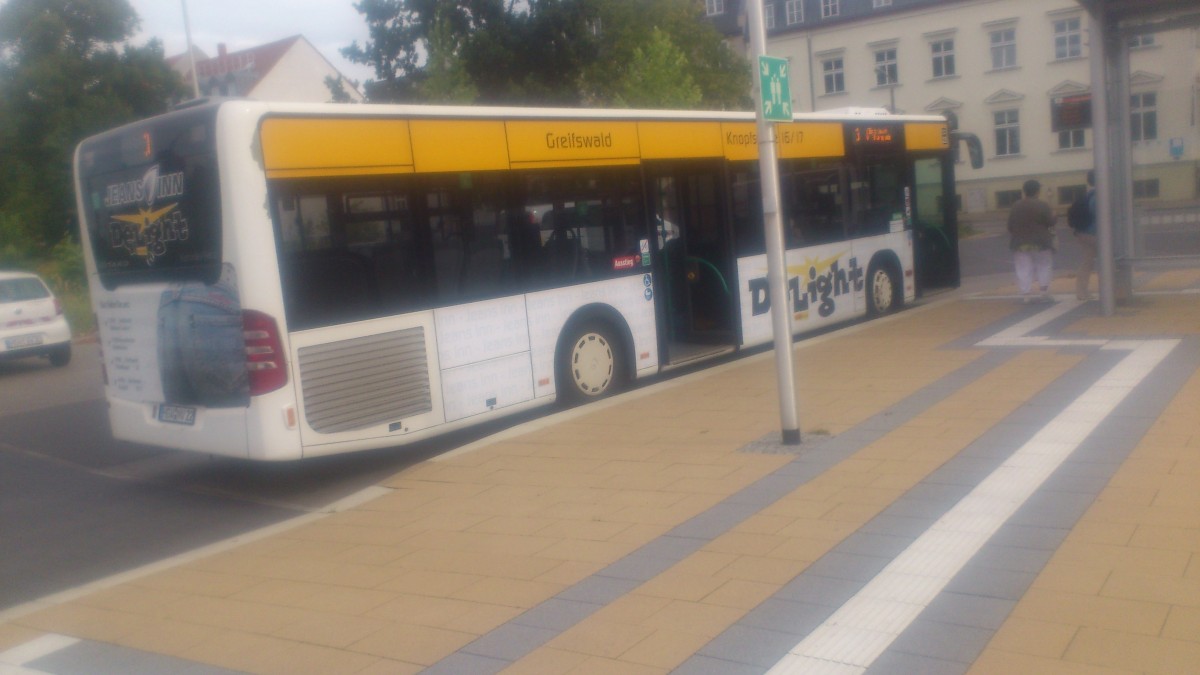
[716,554,803,585]
[376,569,483,597]
[501,647,590,674]
[970,648,1142,674]
[16,604,141,643]
[570,655,668,674]
[545,618,655,659]
[449,576,563,609]
[1162,605,1200,642]
[702,578,781,610]
[1065,626,1200,674]
[1010,589,1170,636]
[1100,571,1200,607]
[271,613,391,649]
[617,628,713,670]
[177,630,296,674]
[160,595,315,635]
[110,616,224,657]
[638,600,744,638]
[985,617,1078,659]
[355,658,424,675]
[348,622,475,666]
[634,572,727,603]
[0,625,45,652]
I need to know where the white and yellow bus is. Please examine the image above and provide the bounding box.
[73,101,972,460]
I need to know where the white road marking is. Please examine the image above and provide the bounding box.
[0,633,77,669]
[768,297,1180,675]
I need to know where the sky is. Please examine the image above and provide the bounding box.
[126,0,378,85]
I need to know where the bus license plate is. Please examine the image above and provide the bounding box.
[5,334,42,349]
[157,404,196,425]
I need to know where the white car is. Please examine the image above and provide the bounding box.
[0,270,72,367]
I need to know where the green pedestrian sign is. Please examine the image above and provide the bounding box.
[758,55,792,122]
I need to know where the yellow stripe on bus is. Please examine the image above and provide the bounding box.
[777,122,845,159]
[638,121,723,159]
[411,120,509,173]
[260,118,414,174]
[905,122,949,151]
[506,121,640,165]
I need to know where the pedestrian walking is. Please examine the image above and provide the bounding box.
[1006,179,1057,303]
[1068,170,1098,300]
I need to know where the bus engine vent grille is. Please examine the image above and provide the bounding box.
[297,327,432,434]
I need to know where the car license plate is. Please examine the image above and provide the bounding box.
[157,404,196,426]
[5,334,42,349]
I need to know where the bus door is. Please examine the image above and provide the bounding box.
[646,161,737,366]
[911,155,961,292]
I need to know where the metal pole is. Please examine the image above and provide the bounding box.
[182,0,201,99]
[746,0,801,445]
[1088,5,1115,316]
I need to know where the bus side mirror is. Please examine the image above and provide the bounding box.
[951,131,984,170]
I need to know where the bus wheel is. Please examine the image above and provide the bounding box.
[48,344,71,367]
[557,321,626,404]
[866,262,900,316]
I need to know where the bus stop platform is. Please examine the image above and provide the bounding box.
[3,270,1200,675]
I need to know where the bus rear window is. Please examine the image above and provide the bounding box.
[77,106,222,289]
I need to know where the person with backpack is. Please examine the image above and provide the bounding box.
[1007,179,1058,303]
[1069,170,1097,301]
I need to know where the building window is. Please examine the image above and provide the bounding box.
[996,189,1023,209]
[931,40,955,78]
[990,28,1017,69]
[1133,179,1160,199]
[822,0,839,19]
[705,0,725,16]
[786,0,803,25]
[765,3,775,29]
[874,0,892,6]
[1058,128,1085,150]
[823,58,845,94]
[1054,17,1083,60]
[874,48,898,86]
[1128,33,1155,49]
[1058,184,1087,205]
[1130,92,1158,141]
[994,109,1020,156]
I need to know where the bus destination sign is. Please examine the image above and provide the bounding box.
[846,123,903,151]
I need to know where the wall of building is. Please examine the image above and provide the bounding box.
[251,41,364,103]
[738,0,1200,214]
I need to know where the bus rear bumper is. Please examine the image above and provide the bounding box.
[107,396,250,458]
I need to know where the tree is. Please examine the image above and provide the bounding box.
[613,28,701,109]
[418,4,479,103]
[0,0,185,251]
[342,0,750,109]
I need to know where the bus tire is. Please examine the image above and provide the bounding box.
[866,260,901,316]
[556,319,627,404]
[48,344,71,367]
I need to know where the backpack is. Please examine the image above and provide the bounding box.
[1067,193,1090,232]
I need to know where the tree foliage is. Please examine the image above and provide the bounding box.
[343,0,751,109]
[0,0,186,254]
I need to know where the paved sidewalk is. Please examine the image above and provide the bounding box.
[2,270,1199,674]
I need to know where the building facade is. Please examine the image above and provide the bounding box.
[710,0,1200,214]
[166,36,364,104]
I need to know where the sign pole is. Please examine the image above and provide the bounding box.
[746,2,800,445]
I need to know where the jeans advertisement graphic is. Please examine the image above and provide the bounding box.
[157,263,249,407]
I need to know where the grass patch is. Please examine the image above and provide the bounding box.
[59,285,94,338]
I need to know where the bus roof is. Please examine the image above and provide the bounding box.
[173,97,947,125]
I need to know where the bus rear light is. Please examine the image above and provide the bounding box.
[242,310,288,396]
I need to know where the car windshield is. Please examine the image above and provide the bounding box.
[0,278,50,303]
